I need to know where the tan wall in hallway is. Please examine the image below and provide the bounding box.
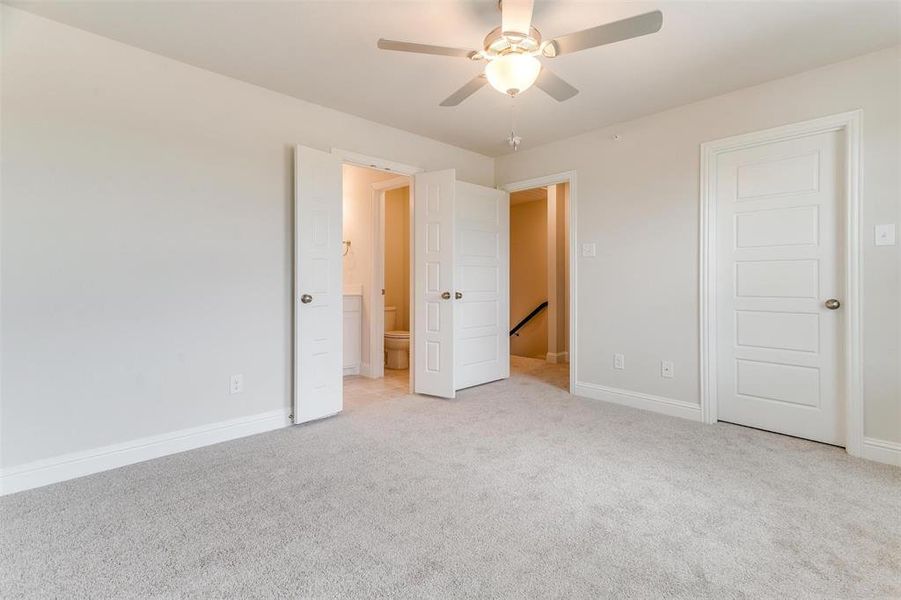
[548,183,569,360]
[510,196,548,358]
[384,186,410,331]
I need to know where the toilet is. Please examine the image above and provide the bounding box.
[384,306,409,370]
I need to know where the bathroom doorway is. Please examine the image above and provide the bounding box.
[374,179,412,385]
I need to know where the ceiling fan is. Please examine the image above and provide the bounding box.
[377,0,663,106]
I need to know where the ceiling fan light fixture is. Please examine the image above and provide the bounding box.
[484,53,541,96]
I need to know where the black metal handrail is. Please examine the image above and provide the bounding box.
[510,301,548,337]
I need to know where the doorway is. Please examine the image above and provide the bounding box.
[506,179,573,392]
[370,176,413,384]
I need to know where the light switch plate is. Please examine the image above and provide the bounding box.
[582,243,597,257]
[875,224,896,246]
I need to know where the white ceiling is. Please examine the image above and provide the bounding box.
[9,1,899,156]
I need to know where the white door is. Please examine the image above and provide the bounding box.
[413,169,456,398]
[454,181,510,390]
[294,145,343,423]
[715,130,844,445]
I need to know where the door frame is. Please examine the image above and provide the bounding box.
[500,170,578,395]
[369,175,413,380]
[699,110,863,456]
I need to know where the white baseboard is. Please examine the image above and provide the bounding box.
[546,351,569,364]
[343,364,361,376]
[861,437,901,467]
[574,381,702,422]
[0,408,291,496]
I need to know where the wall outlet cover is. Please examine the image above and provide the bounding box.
[875,224,896,246]
[614,353,625,370]
[229,374,244,394]
[582,243,597,257]
[661,361,674,378]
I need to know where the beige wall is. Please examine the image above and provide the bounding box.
[510,196,548,358]
[0,7,493,469]
[548,183,569,359]
[496,46,901,443]
[384,186,410,331]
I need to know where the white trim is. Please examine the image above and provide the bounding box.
[546,351,569,364]
[574,381,703,422]
[368,176,412,380]
[331,148,422,177]
[860,438,901,467]
[501,171,578,395]
[343,365,360,376]
[371,176,412,192]
[0,409,291,496]
[699,110,863,455]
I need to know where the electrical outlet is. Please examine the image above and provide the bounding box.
[614,353,625,370]
[661,361,674,378]
[229,374,244,394]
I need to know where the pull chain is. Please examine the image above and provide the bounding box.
[507,96,522,151]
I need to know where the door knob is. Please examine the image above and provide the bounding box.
[300,294,313,304]
[441,291,451,300]
[824,298,841,310]
[455,291,463,299]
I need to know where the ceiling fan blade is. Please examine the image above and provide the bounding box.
[377,39,476,59]
[440,75,488,107]
[544,10,663,57]
[535,68,579,102]
[501,0,534,36]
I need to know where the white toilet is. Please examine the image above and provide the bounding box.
[384,306,409,370]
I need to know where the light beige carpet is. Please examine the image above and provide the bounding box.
[2,357,899,598]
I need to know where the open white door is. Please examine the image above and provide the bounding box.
[294,145,343,423]
[413,169,456,398]
[454,182,510,390]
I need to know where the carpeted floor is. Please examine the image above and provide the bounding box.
[2,357,899,599]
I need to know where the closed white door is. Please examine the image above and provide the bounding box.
[454,182,510,390]
[413,169,456,398]
[294,145,343,423]
[716,130,844,445]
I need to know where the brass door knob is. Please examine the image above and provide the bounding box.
[455,291,463,299]
[441,291,451,300]
[824,298,841,310]
[300,294,313,304]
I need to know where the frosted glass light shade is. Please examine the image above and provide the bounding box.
[484,53,541,96]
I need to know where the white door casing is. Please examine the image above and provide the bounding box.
[714,130,845,445]
[413,169,456,398]
[454,182,510,390]
[294,145,343,423]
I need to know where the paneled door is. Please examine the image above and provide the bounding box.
[715,130,844,445]
[413,169,456,398]
[294,145,343,423]
[454,182,510,390]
